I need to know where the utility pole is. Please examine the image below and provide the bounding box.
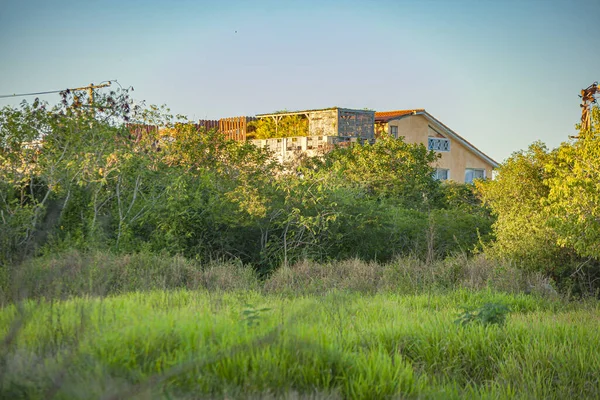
[580,82,599,133]
[69,82,112,105]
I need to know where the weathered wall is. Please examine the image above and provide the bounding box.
[307,110,338,137]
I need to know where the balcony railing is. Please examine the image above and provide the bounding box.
[428,137,450,152]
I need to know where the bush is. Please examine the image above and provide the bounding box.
[455,302,511,327]
[476,139,600,295]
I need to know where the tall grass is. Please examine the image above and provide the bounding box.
[1,251,592,398]
[1,250,557,306]
[264,255,553,296]
[1,289,598,399]
[0,250,259,306]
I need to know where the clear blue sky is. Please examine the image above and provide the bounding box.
[1,0,598,163]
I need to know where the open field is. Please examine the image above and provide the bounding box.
[1,286,599,399]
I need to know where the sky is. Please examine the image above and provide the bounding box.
[1,0,599,163]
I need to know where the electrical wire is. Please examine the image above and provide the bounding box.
[0,80,119,99]
[0,89,66,99]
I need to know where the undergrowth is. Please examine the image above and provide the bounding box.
[0,290,598,399]
[0,250,558,306]
[0,251,596,399]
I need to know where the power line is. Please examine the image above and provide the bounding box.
[0,89,66,99]
[0,80,117,99]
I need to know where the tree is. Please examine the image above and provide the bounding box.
[317,136,440,209]
[475,142,565,270]
[546,107,600,259]
[0,87,151,259]
[0,100,51,262]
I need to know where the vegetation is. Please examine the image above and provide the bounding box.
[1,281,598,399]
[0,91,491,274]
[476,106,600,294]
[1,250,553,305]
[2,91,600,398]
[247,114,309,139]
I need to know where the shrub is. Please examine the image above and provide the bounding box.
[455,302,511,327]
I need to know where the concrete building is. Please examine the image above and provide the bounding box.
[251,107,375,163]
[375,109,498,183]
[255,107,375,139]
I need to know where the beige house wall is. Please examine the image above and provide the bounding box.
[388,115,429,146]
[385,115,494,183]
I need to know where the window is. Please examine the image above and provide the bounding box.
[433,168,449,181]
[428,137,450,152]
[390,125,398,138]
[465,168,485,184]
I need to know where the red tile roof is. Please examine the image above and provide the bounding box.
[375,109,425,122]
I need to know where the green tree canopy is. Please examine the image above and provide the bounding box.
[316,136,440,209]
[545,107,600,259]
[476,107,600,290]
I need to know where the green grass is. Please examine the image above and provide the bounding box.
[1,289,599,399]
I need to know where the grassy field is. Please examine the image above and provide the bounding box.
[1,287,599,399]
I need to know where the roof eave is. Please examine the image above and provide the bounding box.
[374,114,415,123]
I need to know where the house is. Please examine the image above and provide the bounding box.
[375,109,498,183]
